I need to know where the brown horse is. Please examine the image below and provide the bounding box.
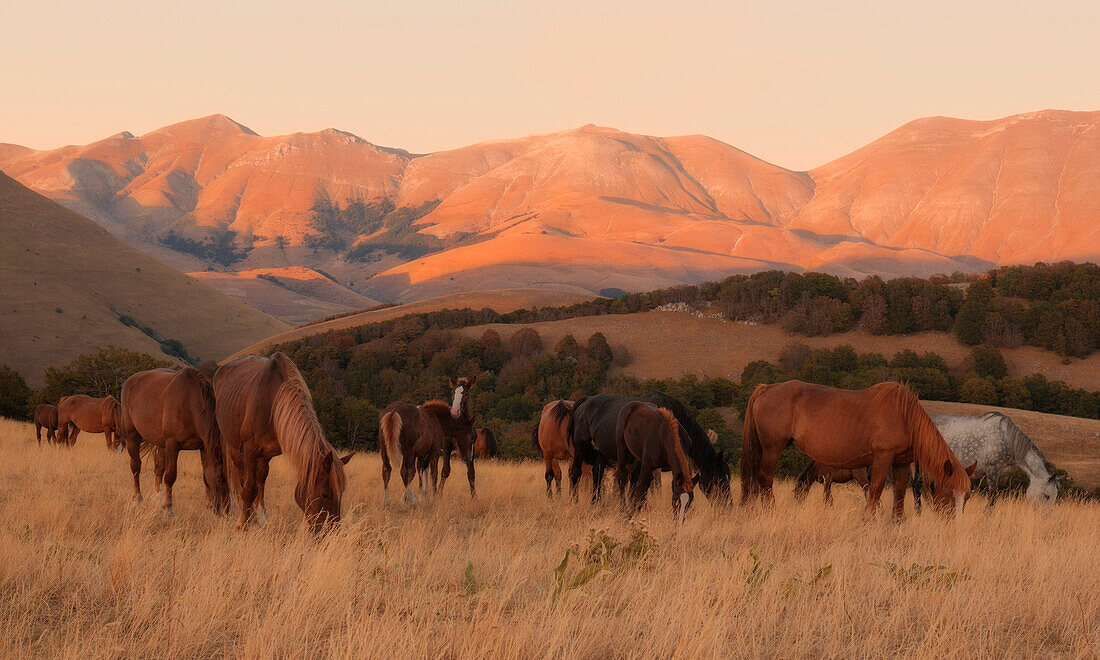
[379,401,443,507]
[614,401,695,522]
[793,462,869,504]
[436,377,479,497]
[34,404,59,445]
[473,428,498,458]
[117,367,230,515]
[741,381,975,519]
[215,353,353,532]
[535,400,575,497]
[57,394,121,448]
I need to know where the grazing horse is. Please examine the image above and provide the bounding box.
[116,367,230,515]
[741,381,975,519]
[911,413,1065,509]
[34,404,59,445]
[56,394,121,448]
[215,353,353,532]
[473,428,498,458]
[569,392,731,504]
[793,462,869,504]
[379,401,443,506]
[435,377,479,497]
[535,400,575,497]
[614,401,695,522]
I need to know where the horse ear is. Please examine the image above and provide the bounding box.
[942,460,954,478]
[706,429,718,445]
[1052,473,1067,482]
[339,452,355,465]
[469,372,480,386]
[964,461,977,477]
[448,377,455,389]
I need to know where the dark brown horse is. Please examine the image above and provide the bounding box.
[379,401,443,506]
[793,462,869,504]
[741,381,975,519]
[34,404,59,445]
[436,377,479,497]
[215,353,353,532]
[117,367,230,515]
[535,400,575,497]
[614,401,695,522]
[57,394,121,448]
[473,428,498,458]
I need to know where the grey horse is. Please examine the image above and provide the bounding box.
[913,412,1064,509]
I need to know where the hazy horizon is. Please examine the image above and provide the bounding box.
[2,0,1098,170]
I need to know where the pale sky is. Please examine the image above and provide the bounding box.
[1,0,1098,170]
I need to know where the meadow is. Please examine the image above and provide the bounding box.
[1,417,1097,658]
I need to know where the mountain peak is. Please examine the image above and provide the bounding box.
[147,114,258,139]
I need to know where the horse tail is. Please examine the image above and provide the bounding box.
[380,411,402,462]
[660,407,694,493]
[486,429,498,457]
[566,396,586,454]
[793,461,815,500]
[531,421,541,451]
[740,386,767,502]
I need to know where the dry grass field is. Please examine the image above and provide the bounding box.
[2,418,1097,658]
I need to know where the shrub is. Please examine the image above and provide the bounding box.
[960,377,998,405]
[969,345,1008,381]
[39,347,170,402]
[0,365,32,420]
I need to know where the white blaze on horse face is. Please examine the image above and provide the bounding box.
[678,492,690,524]
[954,493,965,519]
[451,386,466,417]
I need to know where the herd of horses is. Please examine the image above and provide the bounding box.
[31,352,1065,532]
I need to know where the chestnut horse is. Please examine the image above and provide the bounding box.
[741,380,974,519]
[57,394,121,448]
[34,404,59,445]
[117,367,230,515]
[379,401,443,507]
[535,400,575,497]
[614,401,695,522]
[473,428,498,458]
[793,462,869,504]
[215,353,353,532]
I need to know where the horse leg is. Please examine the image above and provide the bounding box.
[544,453,555,498]
[863,453,893,520]
[822,474,833,505]
[401,454,418,508]
[890,463,909,521]
[35,423,42,445]
[237,448,259,530]
[68,426,80,446]
[552,459,563,497]
[153,447,166,501]
[439,447,452,494]
[161,443,181,515]
[465,454,476,498]
[985,474,1000,508]
[254,457,270,524]
[755,442,784,505]
[615,441,632,505]
[628,462,653,517]
[381,443,392,506]
[591,462,606,504]
[568,453,585,501]
[127,436,143,506]
[430,452,441,499]
[909,465,923,515]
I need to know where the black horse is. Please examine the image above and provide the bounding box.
[567,392,731,504]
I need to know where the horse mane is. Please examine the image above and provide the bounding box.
[658,407,694,491]
[549,400,572,426]
[270,355,346,493]
[991,412,1053,473]
[646,392,727,473]
[872,382,968,492]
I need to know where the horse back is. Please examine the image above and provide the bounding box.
[214,355,284,447]
[121,367,211,444]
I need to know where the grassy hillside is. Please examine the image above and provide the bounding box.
[227,288,592,360]
[0,173,288,383]
[456,311,1100,390]
[0,418,1096,656]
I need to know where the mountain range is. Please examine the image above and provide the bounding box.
[2,109,1098,310]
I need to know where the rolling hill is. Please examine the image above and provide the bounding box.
[3,110,1098,309]
[0,172,289,383]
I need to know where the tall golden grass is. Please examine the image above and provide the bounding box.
[1,417,1096,658]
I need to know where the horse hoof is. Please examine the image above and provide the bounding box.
[162,508,175,519]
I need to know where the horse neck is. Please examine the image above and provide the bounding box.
[1003,420,1050,480]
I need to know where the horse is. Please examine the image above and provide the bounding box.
[33,404,59,445]
[614,401,695,522]
[793,462,869,504]
[56,394,121,448]
[473,428,498,458]
[436,377,479,498]
[214,353,353,532]
[568,392,731,504]
[911,412,1065,509]
[741,380,975,519]
[535,400,575,497]
[379,401,443,507]
[116,367,230,515]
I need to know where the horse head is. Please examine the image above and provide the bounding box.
[1027,472,1065,506]
[450,376,474,418]
[671,473,695,523]
[295,451,354,533]
[931,460,976,518]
